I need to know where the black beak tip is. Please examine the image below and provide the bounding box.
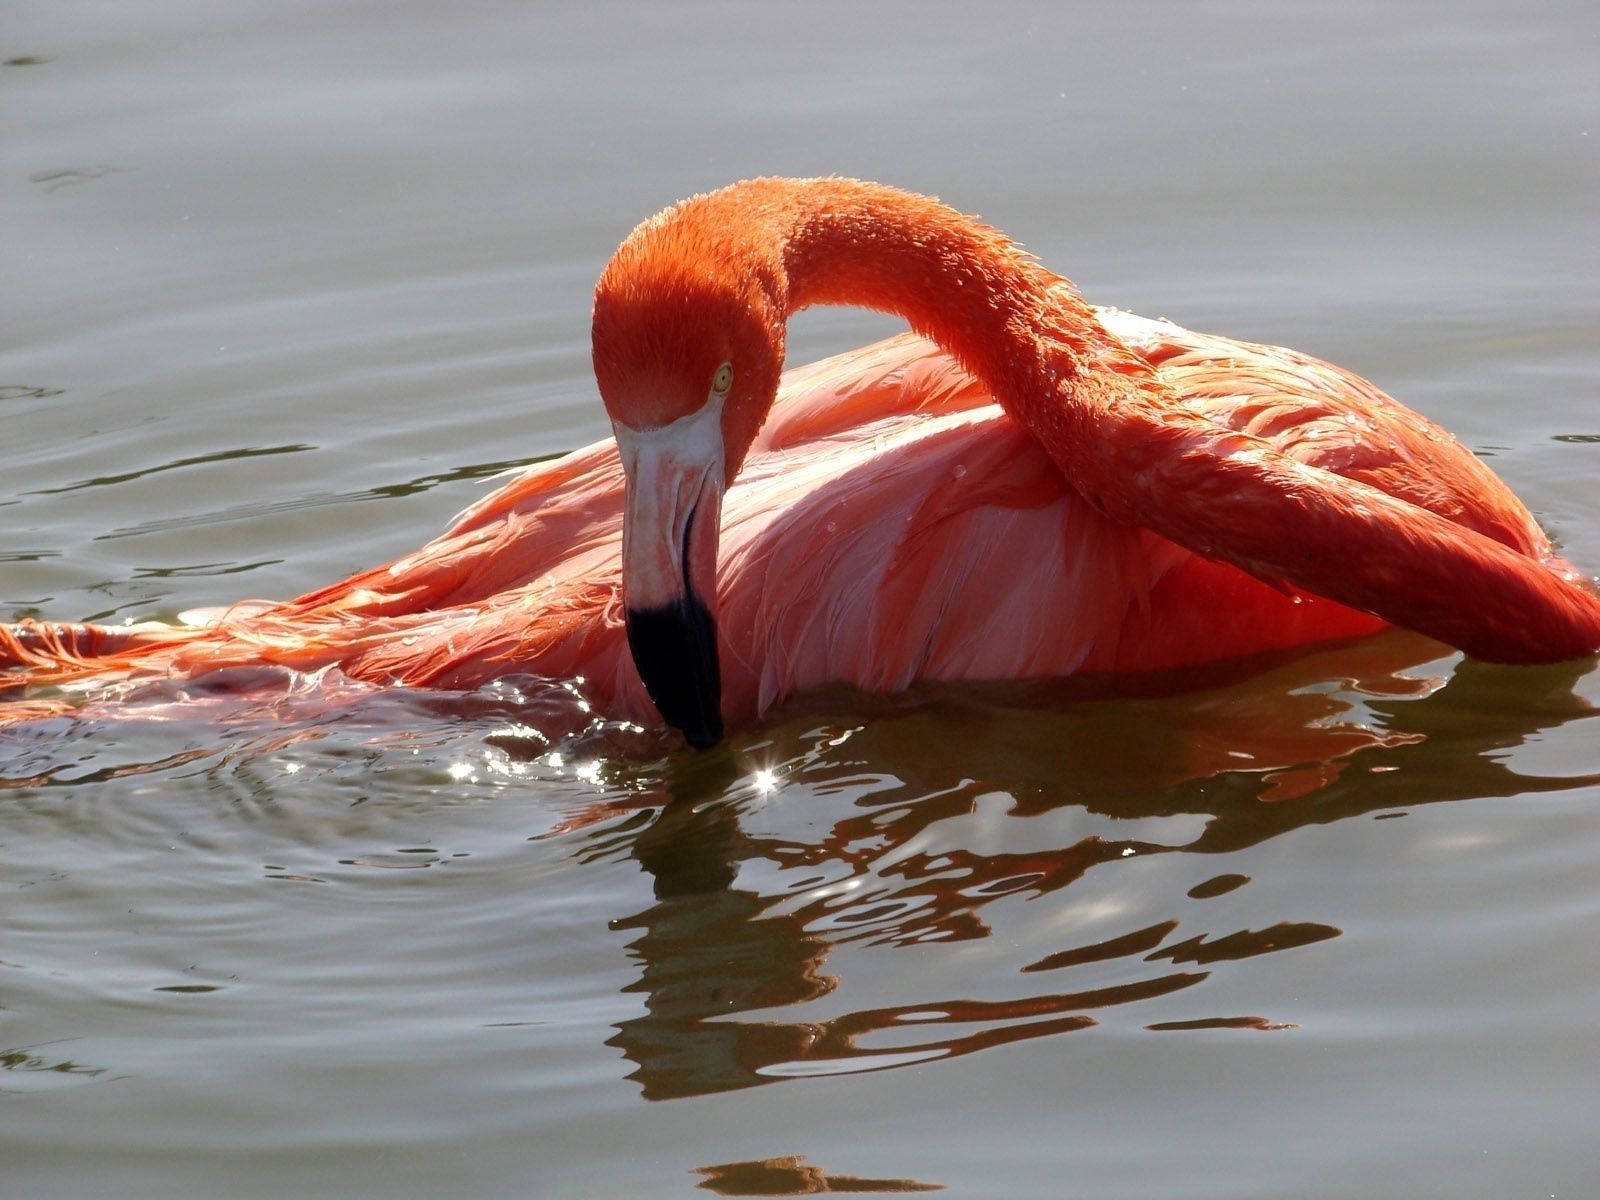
[682,714,725,751]
[625,599,724,751]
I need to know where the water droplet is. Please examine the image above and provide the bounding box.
[952,464,967,479]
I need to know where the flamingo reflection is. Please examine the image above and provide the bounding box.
[596,638,1594,1099]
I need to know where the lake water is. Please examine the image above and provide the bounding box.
[3,3,1597,1197]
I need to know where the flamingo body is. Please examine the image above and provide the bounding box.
[3,179,1597,738]
[3,311,1586,728]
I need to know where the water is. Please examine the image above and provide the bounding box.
[3,3,1597,1196]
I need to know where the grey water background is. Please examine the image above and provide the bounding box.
[3,2,1597,1197]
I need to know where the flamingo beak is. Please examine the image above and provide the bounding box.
[614,402,727,749]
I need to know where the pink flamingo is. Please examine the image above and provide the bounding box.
[4,178,1598,746]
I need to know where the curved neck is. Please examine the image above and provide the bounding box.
[739,179,1162,464]
[781,180,1060,376]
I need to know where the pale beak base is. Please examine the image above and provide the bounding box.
[614,396,728,748]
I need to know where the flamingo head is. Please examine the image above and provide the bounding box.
[592,236,786,748]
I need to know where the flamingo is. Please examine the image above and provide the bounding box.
[3,177,1598,747]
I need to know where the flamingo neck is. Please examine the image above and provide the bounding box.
[779,180,1059,371]
[720,178,1163,512]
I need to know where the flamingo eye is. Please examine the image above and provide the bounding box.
[710,362,734,396]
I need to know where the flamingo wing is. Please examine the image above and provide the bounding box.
[1098,307,1550,556]
[1059,307,1599,664]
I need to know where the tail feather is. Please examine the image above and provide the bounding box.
[1,619,198,680]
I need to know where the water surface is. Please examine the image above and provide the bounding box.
[3,3,1597,1197]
